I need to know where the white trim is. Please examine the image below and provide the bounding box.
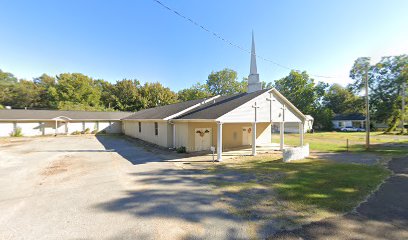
[217,122,223,161]
[270,88,306,122]
[52,116,72,121]
[163,95,220,120]
[172,119,216,123]
[121,119,168,122]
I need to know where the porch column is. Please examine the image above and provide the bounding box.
[55,120,58,136]
[172,123,176,148]
[280,122,284,150]
[217,122,223,162]
[299,122,304,146]
[252,122,257,156]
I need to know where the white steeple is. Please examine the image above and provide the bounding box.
[247,31,262,93]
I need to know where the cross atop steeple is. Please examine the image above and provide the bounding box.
[247,31,262,93]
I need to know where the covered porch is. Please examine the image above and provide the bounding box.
[215,121,305,161]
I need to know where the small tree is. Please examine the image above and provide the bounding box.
[10,127,23,137]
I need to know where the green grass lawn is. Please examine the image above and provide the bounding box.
[210,156,390,228]
[272,131,408,155]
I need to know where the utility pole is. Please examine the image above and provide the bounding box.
[402,82,406,134]
[365,64,370,149]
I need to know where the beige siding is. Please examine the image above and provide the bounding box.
[174,122,189,149]
[182,122,271,152]
[123,120,170,148]
[107,121,122,133]
[186,122,217,152]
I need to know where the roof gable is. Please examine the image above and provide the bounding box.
[333,113,366,121]
[175,90,269,120]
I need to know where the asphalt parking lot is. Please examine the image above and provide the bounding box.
[0,135,248,240]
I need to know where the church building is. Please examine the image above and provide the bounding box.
[122,34,307,161]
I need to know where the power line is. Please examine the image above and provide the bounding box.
[151,0,336,79]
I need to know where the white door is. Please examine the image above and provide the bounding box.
[194,128,211,151]
[242,127,252,145]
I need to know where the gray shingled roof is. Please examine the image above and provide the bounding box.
[176,89,269,120]
[333,113,366,121]
[123,89,268,121]
[0,109,133,120]
[123,98,206,120]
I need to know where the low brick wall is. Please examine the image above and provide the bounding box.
[283,144,310,162]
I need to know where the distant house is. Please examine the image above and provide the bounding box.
[332,113,366,129]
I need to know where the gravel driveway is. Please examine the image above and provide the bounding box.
[0,135,248,240]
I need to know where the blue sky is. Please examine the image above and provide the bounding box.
[0,0,407,91]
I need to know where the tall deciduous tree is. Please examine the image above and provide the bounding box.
[273,70,332,130]
[33,74,57,109]
[51,73,103,110]
[323,84,364,114]
[273,70,327,113]
[112,79,142,111]
[10,80,42,109]
[139,82,178,109]
[350,55,408,131]
[178,83,211,101]
[207,69,246,95]
[0,69,18,106]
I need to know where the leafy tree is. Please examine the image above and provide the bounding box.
[139,82,178,109]
[323,84,364,114]
[112,79,142,111]
[51,73,102,110]
[262,81,273,89]
[273,70,331,130]
[310,107,334,130]
[207,68,246,95]
[96,79,116,110]
[178,83,211,101]
[349,55,408,131]
[33,74,57,109]
[0,69,18,106]
[10,80,42,109]
[273,70,327,114]
[57,101,105,111]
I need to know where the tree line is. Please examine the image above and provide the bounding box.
[0,54,406,131]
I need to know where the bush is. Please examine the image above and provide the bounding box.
[10,127,23,137]
[91,129,98,134]
[82,128,91,134]
[71,130,81,135]
[176,146,187,153]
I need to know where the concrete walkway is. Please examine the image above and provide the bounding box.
[271,156,408,240]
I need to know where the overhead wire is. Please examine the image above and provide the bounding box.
[152,0,336,79]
